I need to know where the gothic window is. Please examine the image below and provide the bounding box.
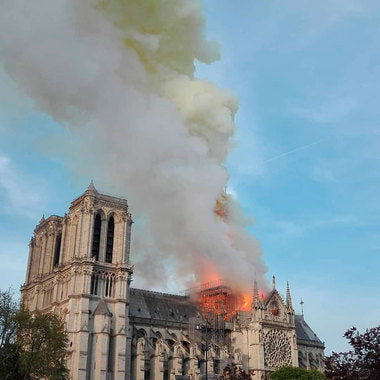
[53,233,62,267]
[104,273,115,298]
[264,329,292,368]
[92,214,101,260]
[105,216,114,263]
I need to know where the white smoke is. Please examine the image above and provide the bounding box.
[0,0,268,292]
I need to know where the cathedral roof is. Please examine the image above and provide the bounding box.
[129,288,198,324]
[295,315,324,348]
[129,289,324,349]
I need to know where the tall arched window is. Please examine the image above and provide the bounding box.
[92,214,101,260]
[105,216,114,263]
[53,233,62,267]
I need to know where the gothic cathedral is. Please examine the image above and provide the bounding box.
[21,184,324,380]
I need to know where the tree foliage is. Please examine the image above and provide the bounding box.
[0,289,68,380]
[0,289,22,379]
[324,326,380,380]
[271,366,326,380]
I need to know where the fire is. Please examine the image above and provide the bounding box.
[194,281,265,320]
[240,293,251,311]
[193,250,265,319]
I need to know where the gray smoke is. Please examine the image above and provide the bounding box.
[0,0,268,292]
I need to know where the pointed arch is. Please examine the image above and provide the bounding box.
[53,232,62,267]
[105,216,114,263]
[92,213,101,260]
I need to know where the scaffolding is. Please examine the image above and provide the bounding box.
[187,280,238,348]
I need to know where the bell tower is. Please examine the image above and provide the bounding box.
[21,182,134,380]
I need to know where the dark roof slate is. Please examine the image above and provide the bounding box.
[295,315,324,347]
[129,288,198,323]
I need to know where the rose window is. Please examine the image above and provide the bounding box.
[264,329,292,368]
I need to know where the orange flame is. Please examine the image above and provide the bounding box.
[195,282,265,320]
[239,293,251,311]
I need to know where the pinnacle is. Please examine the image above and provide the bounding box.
[86,180,97,193]
[286,281,293,309]
[252,279,262,309]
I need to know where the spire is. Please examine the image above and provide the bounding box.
[86,180,97,194]
[252,279,262,310]
[253,280,259,306]
[286,281,293,309]
[272,275,276,290]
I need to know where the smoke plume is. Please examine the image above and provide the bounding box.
[0,0,268,292]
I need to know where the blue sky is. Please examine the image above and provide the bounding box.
[198,0,380,353]
[1,0,380,354]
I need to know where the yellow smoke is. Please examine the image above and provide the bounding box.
[99,0,237,161]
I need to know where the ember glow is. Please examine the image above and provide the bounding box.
[240,293,251,311]
[192,279,265,320]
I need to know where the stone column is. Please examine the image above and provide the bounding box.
[90,312,111,380]
[60,215,68,265]
[75,209,84,258]
[82,268,91,294]
[132,338,146,380]
[99,216,108,262]
[291,331,299,367]
[46,231,55,273]
[68,217,78,260]
[69,268,78,296]
[151,339,168,380]
[33,286,41,311]
[31,238,41,281]
[168,343,183,380]
[85,211,94,257]
[112,302,128,380]
[246,324,265,378]
[187,345,200,379]
[38,233,47,275]
[123,218,132,264]
[70,297,90,380]
[25,238,34,284]
[52,277,60,304]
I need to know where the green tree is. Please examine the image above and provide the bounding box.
[271,366,326,380]
[324,326,380,380]
[0,289,23,380]
[16,306,69,380]
[0,289,69,380]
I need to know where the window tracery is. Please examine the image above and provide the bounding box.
[264,329,292,368]
[90,270,115,298]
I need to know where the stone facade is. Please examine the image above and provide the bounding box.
[21,185,324,380]
[21,183,133,380]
